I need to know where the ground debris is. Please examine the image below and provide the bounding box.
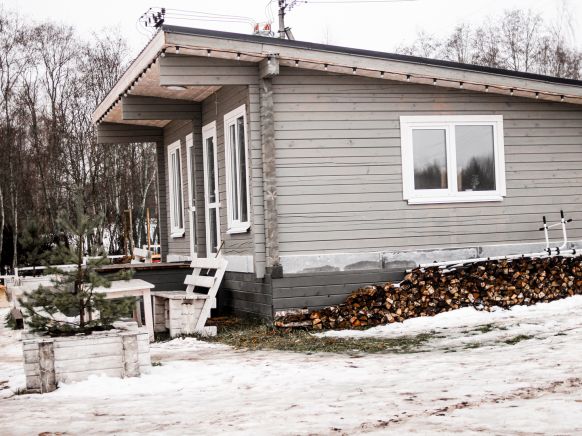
[274,256,582,330]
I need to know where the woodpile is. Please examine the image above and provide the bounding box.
[275,256,582,330]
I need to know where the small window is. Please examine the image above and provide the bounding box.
[167,141,185,237]
[224,104,250,233]
[400,115,506,204]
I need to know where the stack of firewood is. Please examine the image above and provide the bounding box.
[275,256,582,330]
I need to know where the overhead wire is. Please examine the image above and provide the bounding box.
[163,8,255,22]
[306,0,417,3]
[265,0,275,23]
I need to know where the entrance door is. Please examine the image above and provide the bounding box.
[186,133,197,259]
[202,122,221,255]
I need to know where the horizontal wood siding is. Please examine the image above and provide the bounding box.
[272,68,582,255]
[272,269,404,311]
[133,267,189,292]
[97,122,163,144]
[219,271,273,318]
[122,96,200,120]
[202,86,255,256]
[160,55,259,86]
[156,142,169,260]
[163,119,197,258]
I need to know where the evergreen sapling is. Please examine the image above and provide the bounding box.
[19,201,135,335]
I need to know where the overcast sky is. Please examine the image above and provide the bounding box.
[3,0,581,57]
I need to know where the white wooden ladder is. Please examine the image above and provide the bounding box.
[184,257,228,332]
[151,257,228,337]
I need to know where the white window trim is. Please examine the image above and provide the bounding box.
[400,115,506,205]
[202,121,222,256]
[224,104,251,234]
[185,133,197,258]
[167,140,185,238]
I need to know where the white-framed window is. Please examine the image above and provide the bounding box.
[400,115,506,204]
[167,140,185,238]
[185,133,198,258]
[202,121,221,255]
[224,104,251,233]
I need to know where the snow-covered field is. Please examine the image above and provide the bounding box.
[1,297,582,435]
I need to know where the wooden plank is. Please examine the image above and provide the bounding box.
[165,32,582,99]
[201,85,255,256]
[219,287,273,305]
[160,55,258,86]
[273,270,398,288]
[97,122,163,144]
[184,275,215,288]
[92,31,164,123]
[163,120,195,258]
[54,356,123,373]
[190,257,227,270]
[122,96,200,120]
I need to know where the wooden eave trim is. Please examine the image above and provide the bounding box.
[165,32,582,105]
[92,31,166,124]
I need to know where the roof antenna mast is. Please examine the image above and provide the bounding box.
[277,0,297,40]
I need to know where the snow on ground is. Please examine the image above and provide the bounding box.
[0,309,25,399]
[1,299,582,435]
[317,296,582,351]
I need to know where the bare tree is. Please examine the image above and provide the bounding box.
[397,8,582,79]
[0,7,162,268]
[442,24,473,64]
[397,30,441,59]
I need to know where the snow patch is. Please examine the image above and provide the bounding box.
[316,295,582,339]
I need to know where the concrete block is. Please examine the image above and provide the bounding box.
[280,252,383,274]
[383,247,479,268]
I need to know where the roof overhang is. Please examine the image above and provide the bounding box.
[92,25,582,126]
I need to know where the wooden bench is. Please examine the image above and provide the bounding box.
[151,257,227,337]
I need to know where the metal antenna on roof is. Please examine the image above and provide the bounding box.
[277,0,299,40]
[139,7,166,31]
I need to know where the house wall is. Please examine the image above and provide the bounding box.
[201,86,256,262]
[161,118,200,260]
[272,67,582,272]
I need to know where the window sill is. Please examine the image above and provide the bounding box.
[406,195,504,205]
[226,224,250,234]
[170,229,185,238]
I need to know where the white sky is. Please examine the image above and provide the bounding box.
[3,0,581,58]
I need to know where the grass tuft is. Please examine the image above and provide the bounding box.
[504,334,534,345]
[196,318,433,354]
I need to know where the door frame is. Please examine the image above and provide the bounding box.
[185,133,197,259]
[202,121,221,256]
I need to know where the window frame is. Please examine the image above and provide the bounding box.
[202,121,222,256]
[167,140,185,238]
[400,115,506,204]
[185,133,198,258]
[224,104,251,233]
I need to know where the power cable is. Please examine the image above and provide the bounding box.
[306,0,418,3]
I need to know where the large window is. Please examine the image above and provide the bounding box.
[167,140,185,237]
[202,122,221,255]
[400,115,506,204]
[186,133,198,258]
[224,104,250,233]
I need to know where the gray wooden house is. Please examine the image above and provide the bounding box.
[94,26,582,318]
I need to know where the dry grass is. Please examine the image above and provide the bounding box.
[198,318,433,354]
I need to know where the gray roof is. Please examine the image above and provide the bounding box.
[162,24,582,88]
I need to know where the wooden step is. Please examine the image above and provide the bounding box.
[151,291,210,300]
